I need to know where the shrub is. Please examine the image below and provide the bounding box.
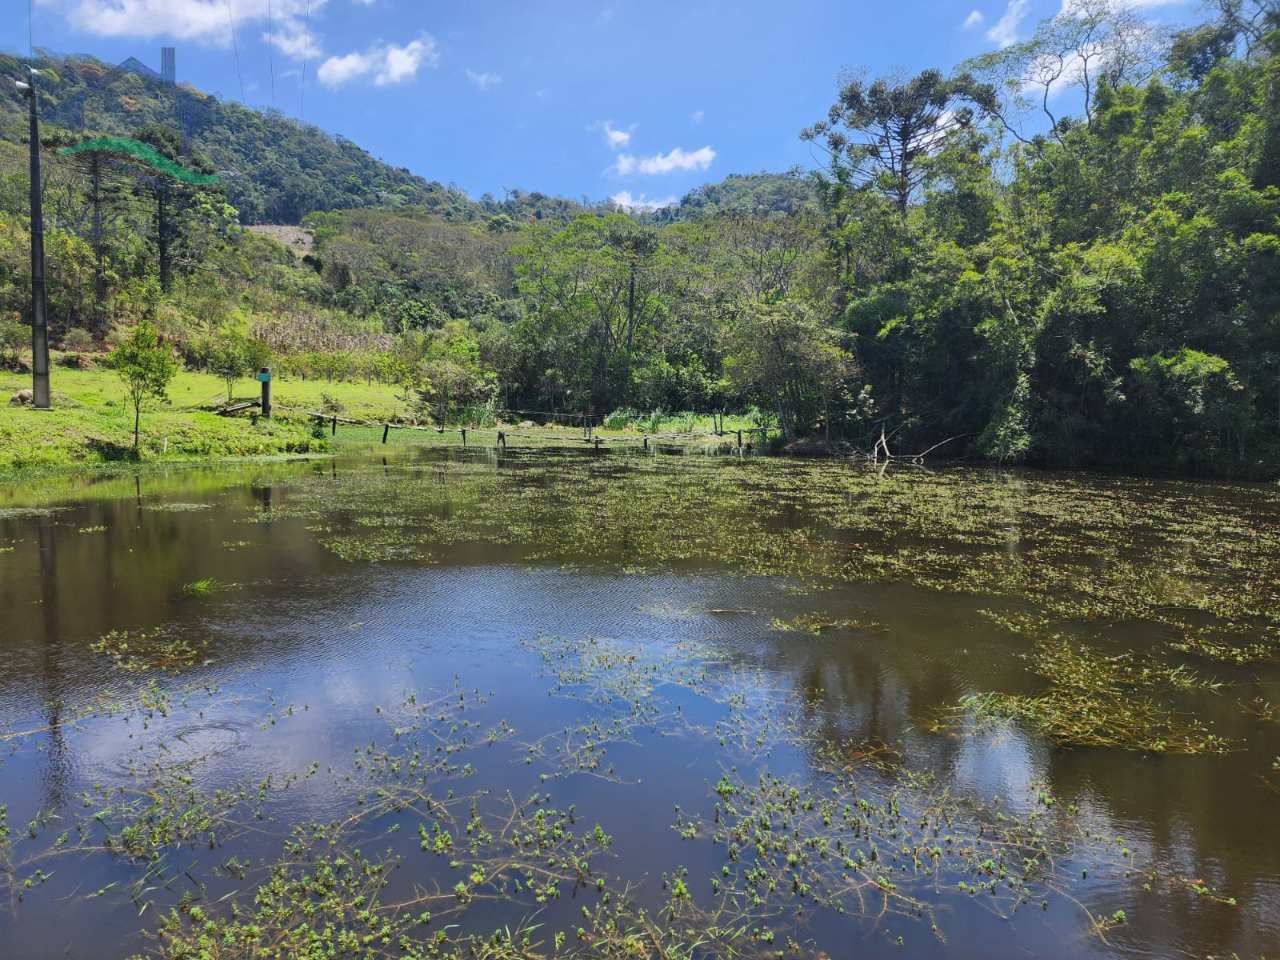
[0,313,26,366]
[602,408,638,430]
[62,327,95,352]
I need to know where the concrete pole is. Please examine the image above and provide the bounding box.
[19,74,50,409]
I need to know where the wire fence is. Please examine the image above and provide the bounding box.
[265,404,773,452]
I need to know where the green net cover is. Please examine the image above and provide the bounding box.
[58,136,220,186]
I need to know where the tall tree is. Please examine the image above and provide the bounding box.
[802,70,995,214]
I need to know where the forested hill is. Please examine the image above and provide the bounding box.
[0,51,592,225]
[0,51,818,228]
[655,170,817,220]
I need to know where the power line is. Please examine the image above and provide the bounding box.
[225,0,246,102]
[299,0,311,121]
[266,0,276,107]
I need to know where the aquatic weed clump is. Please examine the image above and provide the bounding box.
[179,577,218,598]
[959,637,1233,754]
[770,613,883,635]
[91,627,212,673]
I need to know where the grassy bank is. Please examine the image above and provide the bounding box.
[0,363,407,473]
[0,362,780,474]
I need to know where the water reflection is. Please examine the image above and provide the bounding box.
[0,450,1275,958]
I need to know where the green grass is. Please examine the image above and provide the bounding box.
[0,361,409,473]
[0,360,773,474]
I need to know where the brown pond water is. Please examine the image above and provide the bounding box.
[0,446,1277,959]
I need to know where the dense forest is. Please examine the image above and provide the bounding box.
[1,0,1278,476]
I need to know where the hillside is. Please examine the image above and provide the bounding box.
[0,51,590,226]
[0,52,818,229]
[657,169,817,220]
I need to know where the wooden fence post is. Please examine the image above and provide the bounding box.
[382,423,390,444]
[331,415,337,436]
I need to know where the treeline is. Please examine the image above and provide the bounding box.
[2,0,1279,476]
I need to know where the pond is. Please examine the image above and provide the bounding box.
[0,446,1277,959]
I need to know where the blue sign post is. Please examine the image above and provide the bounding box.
[258,368,271,419]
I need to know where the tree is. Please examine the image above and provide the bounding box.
[964,0,1167,141]
[1129,349,1253,468]
[513,214,664,411]
[207,334,250,403]
[802,70,995,214]
[416,321,498,424]
[724,299,859,442]
[1204,0,1280,57]
[110,321,178,452]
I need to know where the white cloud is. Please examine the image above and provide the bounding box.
[987,0,1029,47]
[318,36,438,88]
[597,120,633,149]
[691,109,705,125]
[609,191,676,212]
[50,0,327,58]
[381,38,435,84]
[317,51,374,87]
[614,145,715,176]
[962,9,985,30]
[465,69,502,90]
[265,23,322,60]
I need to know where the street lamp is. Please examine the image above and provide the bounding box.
[17,70,50,409]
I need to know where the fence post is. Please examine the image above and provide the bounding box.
[331,415,337,436]
[461,428,467,446]
[382,423,390,444]
[497,430,506,450]
[736,429,743,451]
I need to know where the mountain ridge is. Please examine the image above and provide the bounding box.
[0,51,815,227]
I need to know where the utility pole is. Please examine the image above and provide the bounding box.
[17,70,50,409]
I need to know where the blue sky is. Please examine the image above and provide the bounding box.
[6,1,1196,208]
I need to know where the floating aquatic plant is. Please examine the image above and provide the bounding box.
[958,637,1233,754]
[179,577,217,598]
[91,627,210,673]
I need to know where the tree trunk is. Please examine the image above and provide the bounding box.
[157,186,172,293]
[90,154,107,333]
[776,397,795,443]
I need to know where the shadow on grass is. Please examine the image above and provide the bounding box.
[85,438,139,462]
